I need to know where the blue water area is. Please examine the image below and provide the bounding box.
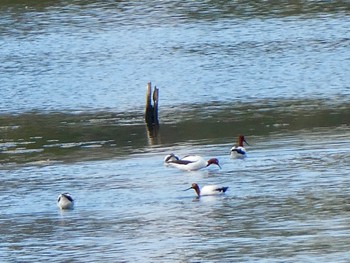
[1,1,349,113]
[0,1,350,262]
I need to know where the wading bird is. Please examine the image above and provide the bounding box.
[57,193,74,210]
[231,135,249,158]
[165,155,221,171]
[184,183,228,197]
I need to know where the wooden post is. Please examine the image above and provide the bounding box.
[145,82,160,143]
[145,82,153,125]
[145,82,159,126]
[153,86,159,126]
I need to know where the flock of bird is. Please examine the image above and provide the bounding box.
[57,135,249,209]
[162,135,248,198]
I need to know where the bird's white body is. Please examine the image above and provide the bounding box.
[230,135,248,158]
[199,185,227,196]
[166,155,221,171]
[186,183,228,197]
[230,146,247,158]
[57,193,74,210]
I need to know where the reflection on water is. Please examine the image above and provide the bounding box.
[0,99,348,166]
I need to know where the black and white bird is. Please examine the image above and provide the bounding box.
[230,135,249,158]
[57,193,74,210]
[164,154,221,171]
[184,183,228,197]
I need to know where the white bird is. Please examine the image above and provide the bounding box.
[57,193,74,210]
[185,183,228,197]
[231,135,249,158]
[166,155,221,171]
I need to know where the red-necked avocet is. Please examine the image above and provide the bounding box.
[57,193,74,210]
[165,155,221,171]
[230,135,249,158]
[185,183,228,197]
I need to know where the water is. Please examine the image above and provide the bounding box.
[1,131,350,262]
[1,1,350,262]
[1,1,349,113]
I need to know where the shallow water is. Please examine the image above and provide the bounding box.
[1,129,350,262]
[1,1,350,262]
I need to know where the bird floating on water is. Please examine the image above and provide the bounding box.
[184,183,228,197]
[165,154,221,171]
[57,193,74,210]
[230,135,249,158]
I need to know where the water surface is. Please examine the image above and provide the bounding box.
[0,1,350,262]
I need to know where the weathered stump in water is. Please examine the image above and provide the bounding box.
[145,82,159,126]
[145,82,160,144]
